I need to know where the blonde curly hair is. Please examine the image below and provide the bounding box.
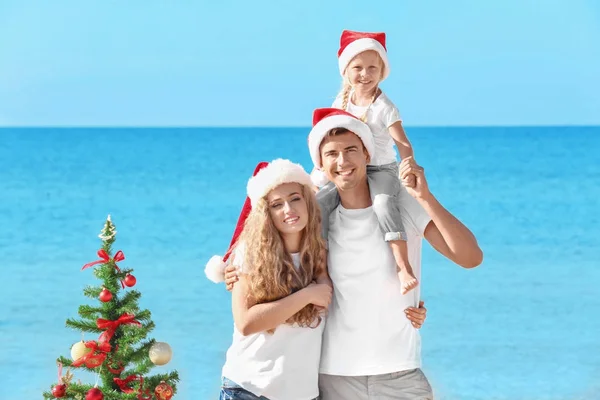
[235,183,326,333]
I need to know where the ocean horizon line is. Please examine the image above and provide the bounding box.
[1,124,599,130]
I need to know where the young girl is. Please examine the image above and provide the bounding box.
[206,159,332,400]
[311,29,419,295]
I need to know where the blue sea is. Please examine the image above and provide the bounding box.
[0,127,599,400]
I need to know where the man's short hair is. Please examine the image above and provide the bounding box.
[326,127,351,137]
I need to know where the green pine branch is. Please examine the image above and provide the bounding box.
[82,285,104,300]
[78,304,104,319]
[65,318,102,333]
[127,340,154,364]
[118,290,142,311]
[142,371,180,394]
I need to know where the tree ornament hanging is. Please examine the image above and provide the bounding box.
[85,387,104,400]
[149,342,172,365]
[70,341,92,361]
[51,362,73,398]
[99,288,112,302]
[124,273,136,287]
[154,381,174,400]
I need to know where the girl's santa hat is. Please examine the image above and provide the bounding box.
[307,108,375,186]
[338,30,390,81]
[204,159,312,283]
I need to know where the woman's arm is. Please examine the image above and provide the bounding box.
[232,276,331,336]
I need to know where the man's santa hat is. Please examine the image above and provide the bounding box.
[338,29,390,82]
[307,108,375,187]
[204,159,312,283]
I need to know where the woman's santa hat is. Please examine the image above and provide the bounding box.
[204,159,312,283]
[307,108,375,186]
[247,159,312,207]
[338,29,390,82]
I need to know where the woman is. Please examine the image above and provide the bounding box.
[207,159,332,400]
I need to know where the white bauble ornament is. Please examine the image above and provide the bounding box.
[70,340,92,361]
[149,342,172,366]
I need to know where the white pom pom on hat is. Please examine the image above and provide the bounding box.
[310,168,330,188]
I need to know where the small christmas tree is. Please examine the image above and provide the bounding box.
[44,216,179,400]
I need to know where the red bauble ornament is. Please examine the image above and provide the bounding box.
[154,381,174,400]
[52,384,66,398]
[53,361,72,397]
[99,288,113,302]
[85,387,104,400]
[124,274,136,287]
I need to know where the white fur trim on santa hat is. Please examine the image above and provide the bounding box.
[307,115,375,169]
[247,159,312,206]
[338,38,390,81]
[205,255,226,283]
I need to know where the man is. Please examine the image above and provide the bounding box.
[307,108,483,400]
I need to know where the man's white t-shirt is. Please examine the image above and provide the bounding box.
[319,187,431,376]
[222,249,324,400]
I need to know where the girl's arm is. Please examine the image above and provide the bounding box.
[231,275,316,336]
[388,121,414,160]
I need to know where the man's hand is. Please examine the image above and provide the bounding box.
[404,301,427,329]
[224,265,239,292]
[399,157,430,200]
[304,282,333,309]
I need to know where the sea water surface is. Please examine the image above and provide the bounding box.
[0,127,598,400]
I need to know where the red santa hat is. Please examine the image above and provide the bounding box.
[307,108,375,185]
[338,29,390,81]
[204,159,312,283]
[247,158,313,206]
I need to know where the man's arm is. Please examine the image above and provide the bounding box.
[421,197,483,268]
[315,249,333,286]
[400,157,483,269]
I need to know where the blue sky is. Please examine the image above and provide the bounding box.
[0,0,598,126]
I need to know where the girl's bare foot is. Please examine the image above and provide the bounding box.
[398,268,419,295]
